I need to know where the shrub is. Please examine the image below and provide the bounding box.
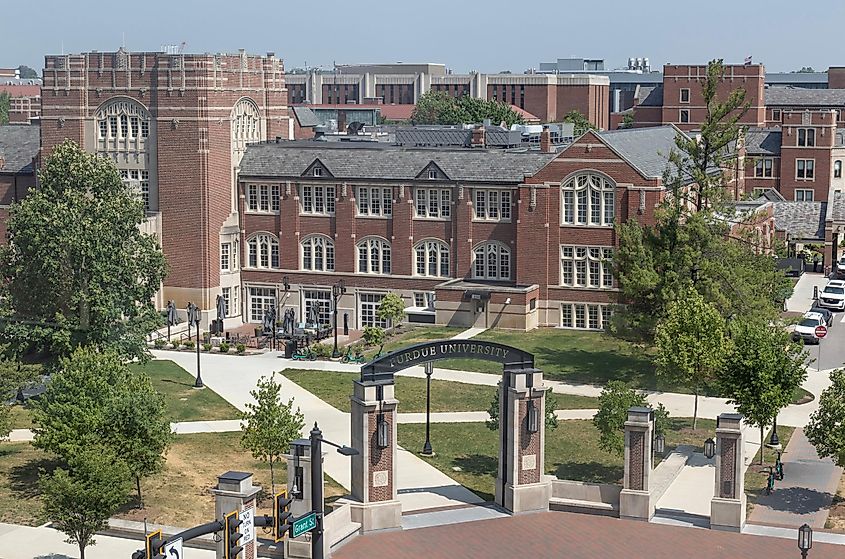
[311,342,332,359]
[236,343,246,355]
[153,339,166,349]
[170,342,180,350]
[183,340,195,350]
[202,343,212,352]
[219,342,230,354]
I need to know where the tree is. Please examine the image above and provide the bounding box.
[0,140,167,363]
[0,360,41,439]
[620,112,634,129]
[17,65,38,79]
[103,372,172,506]
[486,382,558,431]
[592,381,669,456]
[655,287,728,428]
[718,319,807,463]
[0,91,9,125]
[411,91,454,125]
[240,373,305,495]
[40,446,132,559]
[805,369,845,468]
[362,325,386,355]
[562,110,597,136]
[794,66,816,73]
[410,91,524,127]
[377,293,406,331]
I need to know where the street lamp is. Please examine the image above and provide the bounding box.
[331,280,346,358]
[376,413,390,449]
[704,437,716,459]
[421,362,434,456]
[798,523,813,559]
[188,302,203,389]
[654,433,666,455]
[527,399,540,434]
[767,416,782,450]
[309,422,358,559]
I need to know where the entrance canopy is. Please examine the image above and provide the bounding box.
[361,339,535,384]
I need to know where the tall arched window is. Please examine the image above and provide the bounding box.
[561,173,615,226]
[835,160,842,179]
[301,235,335,271]
[247,233,279,269]
[357,238,391,274]
[473,242,511,280]
[231,98,264,213]
[414,239,450,278]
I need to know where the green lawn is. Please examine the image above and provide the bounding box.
[743,425,796,516]
[362,326,464,359]
[398,417,719,501]
[281,369,598,413]
[129,360,240,422]
[9,405,33,430]
[0,443,54,526]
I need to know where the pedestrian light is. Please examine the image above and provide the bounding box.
[654,433,665,455]
[798,523,812,558]
[704,437,716,459]
[376,413,390,449]
[527,399,540,434]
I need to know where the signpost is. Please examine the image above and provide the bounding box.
[239,508,255,545]
[291,512,317,538]
[163,538,183,559]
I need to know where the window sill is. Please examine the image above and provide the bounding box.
[299,213,336,217]
[560,223,614,228]
[413,217,451,222]
[472,219,513,224]
[245,210,280,215]
[355,215,393,220]
[406,307,435,314]
[243,266,283,271]
[556,285,617,291]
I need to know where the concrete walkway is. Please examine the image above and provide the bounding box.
[748,428,844,529]
[450,326,488,340]
[787,272,830,313]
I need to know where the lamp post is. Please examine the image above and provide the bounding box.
[421,362,434,456]
[767,416,782,450]
[189,302,203,389]
[798,523,812,559]
[331,280,346,358]
[309,422,358,559]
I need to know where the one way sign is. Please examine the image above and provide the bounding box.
[164,537,183,558]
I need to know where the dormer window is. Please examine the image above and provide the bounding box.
[313,167,323,177]
[428,169,437,179]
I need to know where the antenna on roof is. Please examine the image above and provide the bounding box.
[179,41,186,54]
[122,32,125,49]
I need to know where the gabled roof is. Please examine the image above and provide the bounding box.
[744,128,782,156]
[635,85,657,105]
[774,201,826,241]
[638,85,663,107]
[765,87,845,107]
[0,124,39,174]
[594,125,683,179]
[291,106,319,128]
[239,141,556,183]
[752,188,786,203]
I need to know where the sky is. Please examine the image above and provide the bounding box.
[2,0,844,74]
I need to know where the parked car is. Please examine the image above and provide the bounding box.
[809,306,834,327]
[792,312,826,344]
[819,281,845,311]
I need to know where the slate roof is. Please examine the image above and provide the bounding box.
[752,188,786,203]
[596,125,682,179]
[744,128,782,156]
[830,194,845,222]
[774,201,826,241]
[239,141,556,183]
[635,85,657,105]
[638,85,663,106]
[0,125,39,174]
[394,127,523,148]
[291,106,319,128]
[764,87,845,106]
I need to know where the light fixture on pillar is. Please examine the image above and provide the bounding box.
[283,275,290,292]
[527,399,540,434]
[704,437,716,460]
[798,523,813,559]
[376,413,390,449]
[654,433,666,455]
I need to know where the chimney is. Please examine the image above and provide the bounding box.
[471,125,486,148]
[540,125,553,153]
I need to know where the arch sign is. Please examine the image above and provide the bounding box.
[361,340,535,384]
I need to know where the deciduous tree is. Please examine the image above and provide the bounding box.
[241,373,305,495]
[377,293,406,332]
[562,110,597,136]
[410,91,523,127]
[0,92,9,125]
[486,382,559,431]
[593,381,668,456]
[804,369,845,468]
[362,326,386,355]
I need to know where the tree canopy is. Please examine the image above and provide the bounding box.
[562,110,597,136]
[592,381,668,456]
[410,91,524,127]
[0,92,9,125]
[377,293,406,330]
[804,369,845,468]
[17,65,38,79]
[0,140,167,363]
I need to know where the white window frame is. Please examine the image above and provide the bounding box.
[560,245,614,289]
[472,242,511,280]
[356,186,393,217]
[221,287,231,317]
[248,286,276,323]
[313,167,323,177]
[679,109,690,123]
[303,289,331,326]
[301,235,335,271]
[246,184,280,213]
[795,189,814,202]
[412,292,436,311]
[796,159,815,180]
[754,158,774,178]
[560,302,612,330]
[772,109,781,121]
[359,292,388,328]
[473,189,512,221]
[561,174,615,227]
[679,88,690,103]
[835,160,842,179]
[246,233,280,269]
[414,239,450,278]
[300,184,336,215]
[221,242,231,271]
[357,237,392,275]
[414,188,452,219]
[797,128,816,147]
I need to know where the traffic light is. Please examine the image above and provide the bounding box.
[273,490,293,542]
[145,529,166,559]
[224,510,244,559]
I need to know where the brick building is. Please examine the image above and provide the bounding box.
[38,48,290,321]
[236,125,681,331]
[0,79,42,124]
[0,125,39,241]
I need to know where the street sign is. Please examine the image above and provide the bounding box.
[815,325,828,339]
[291,512,317,538]
[239,508,255,544]
[164,538,183,559]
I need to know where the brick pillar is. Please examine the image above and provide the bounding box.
[455,185,473,278]
[710,413,746,532]
[620,407,654,521]
[211,471,261,559]
[392,186,413,276]
[494,368,551,513]
[344,380,402,532]
[335,182,355,273]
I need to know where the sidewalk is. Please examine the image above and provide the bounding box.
[786,272,830,313]
[748,428,844,529]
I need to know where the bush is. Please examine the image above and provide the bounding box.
[219,342,230,354]
[183,340,195,350]
[236,343,246,355]
[202,343,212,352]
[311,343,332,359]
[170,342,180,350]
[153,339,166,349]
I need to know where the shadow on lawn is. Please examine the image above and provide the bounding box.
[8,454,59,500]
[156,377,194,389]
[529,346,657,388]
[453,454,498,478]
[550,461,623,485]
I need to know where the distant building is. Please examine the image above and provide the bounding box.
[0,78,42,124]
[0,125,39,240]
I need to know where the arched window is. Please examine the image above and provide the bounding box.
[247,233,279,269]
[231,98,264,213]
[301,235,335,271]
[835,160,842,179]
[357,238,391,274]
[561,173,615,226]
[414,239,450,278]
[473,242,511,280]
